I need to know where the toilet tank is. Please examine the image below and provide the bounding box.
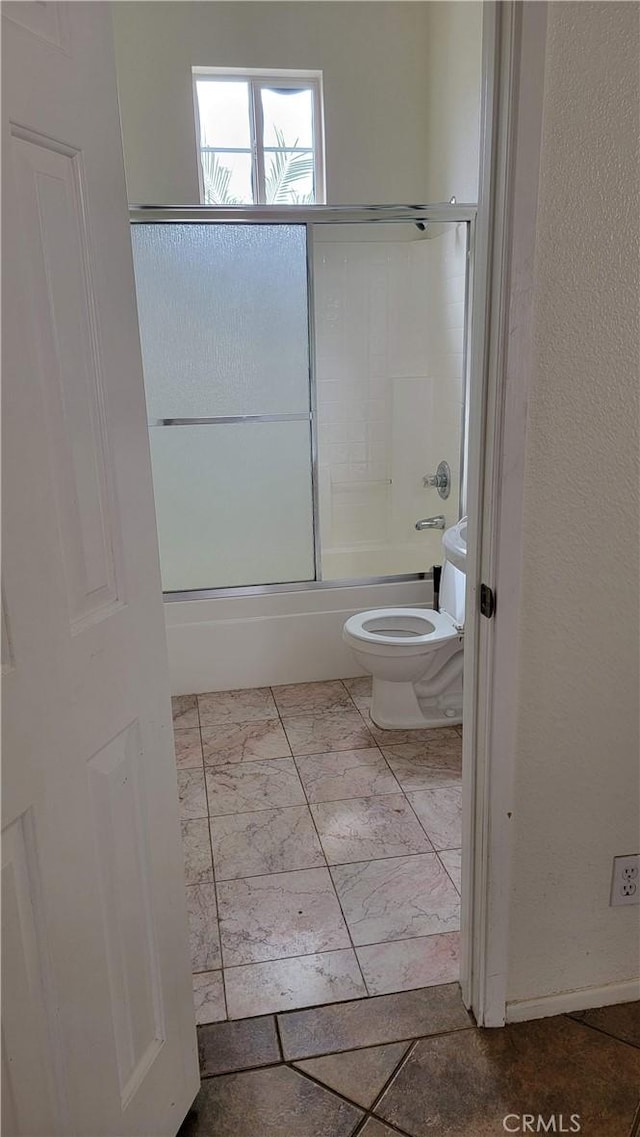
[440,559,466,625]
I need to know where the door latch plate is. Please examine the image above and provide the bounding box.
[480,583,495,619]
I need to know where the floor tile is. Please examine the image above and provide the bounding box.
[210,805,325,880]
[205,759,306,816]
[278,983,471,1060]
[375,1016,640,1137]
[197,1015,280,1076]
[439,848,462,893]
[294,1042,409,1108]
[224,950,367,1019]
[311,795,432,865]
[331,854,459,945]
[186,883,221,972]
[193,971,226,1025]
[295,749,400,803]
[357,932,460,996]
[217,868,351,965]
[181,819,213,884]
[381,729,462,766]
[569,1001,640,1048]
[179,1065,363,1137]
[202,719,291,765]
[177,768,208,820]
[359,1119,405,1137]
[197,687,278,726]
[174,728,203,770]
[272,680,353,717]
[406,787,462,850]
[342,676,372,710]
[360,714,460,750]
[172,694,199,730]
[381,750,461,791]
[284,710,375,756]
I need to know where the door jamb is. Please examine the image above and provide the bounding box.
[460,0,548,1027]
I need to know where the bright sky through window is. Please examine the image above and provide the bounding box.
[194,74,324,205]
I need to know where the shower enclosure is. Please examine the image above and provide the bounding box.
[130,205,473,598]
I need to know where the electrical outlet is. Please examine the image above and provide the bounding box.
[610,854,640,906]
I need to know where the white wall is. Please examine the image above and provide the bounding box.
[506,1,640,1008]
[424,1,483,203]
[112,1,433,205]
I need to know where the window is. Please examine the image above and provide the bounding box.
[193,70,325,205]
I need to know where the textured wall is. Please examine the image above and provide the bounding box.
[507,2,640,1003]
[112,2,432,205]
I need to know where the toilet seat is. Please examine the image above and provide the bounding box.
[344,607,459,651]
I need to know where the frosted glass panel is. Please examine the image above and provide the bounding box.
[131,224,310,419]
[149,422,315,590]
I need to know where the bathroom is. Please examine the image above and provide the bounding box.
[113,0,482,1024]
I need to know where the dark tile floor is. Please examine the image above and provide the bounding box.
[179,985,640,1137]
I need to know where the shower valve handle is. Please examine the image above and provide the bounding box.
[422,460,451,499]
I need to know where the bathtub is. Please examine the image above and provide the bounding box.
[164,577,433,695]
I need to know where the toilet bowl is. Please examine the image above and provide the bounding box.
[343,518,467,729]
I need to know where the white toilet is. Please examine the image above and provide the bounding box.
[343,518,467,729]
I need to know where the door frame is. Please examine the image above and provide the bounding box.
[460,0,548,1027]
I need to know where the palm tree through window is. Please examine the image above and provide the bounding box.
[193,71,325,205]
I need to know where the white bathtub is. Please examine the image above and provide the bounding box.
[164,578,433,695]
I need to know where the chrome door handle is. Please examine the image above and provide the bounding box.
[415,515,446,531]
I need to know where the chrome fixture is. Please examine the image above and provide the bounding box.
[423,460,451,499]
[415,515,446,531]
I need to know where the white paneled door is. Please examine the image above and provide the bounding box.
[1,4,199,1134]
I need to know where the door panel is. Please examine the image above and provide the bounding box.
[149,420,315,589]
[1,4,199,1134]
[132,223,310,419]
[131,221,315,591]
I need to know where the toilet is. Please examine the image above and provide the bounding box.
[343,518,467,729]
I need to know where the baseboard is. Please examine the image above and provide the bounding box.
[505,977,640,1023]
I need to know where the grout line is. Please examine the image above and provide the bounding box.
[199,1056,284,1083]
[212,846,444,885]
[273,1012,285,1062]
[434,848,462,896]
[218,933,461,974]
[289,1037,418,1129]
[217,963,229,1022]
[286,1062,373,1113]
[564,1014,640,1052]
[368,1038,418,1118]
[221,944,361,975]
[400,788,439,850]
[197,725,227,1007]
[278,1020,474,1065]
[299,763,370,995]
[205,788,408,820]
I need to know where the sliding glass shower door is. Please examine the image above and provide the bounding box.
[131,224,315,591]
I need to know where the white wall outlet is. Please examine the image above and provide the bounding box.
[610,854,640,906]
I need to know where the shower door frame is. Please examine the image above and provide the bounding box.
[130,203,476,600]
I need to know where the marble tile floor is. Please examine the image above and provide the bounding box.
[178,986,640,1137]
[173,678,464,1023]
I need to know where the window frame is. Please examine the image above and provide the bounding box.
[192,68,326,206]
